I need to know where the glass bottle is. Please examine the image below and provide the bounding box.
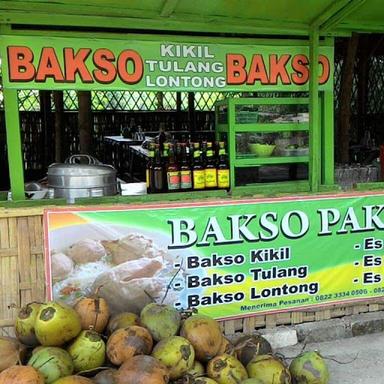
[153,144,165,193]
[217,142,230,189]
[146,143,155,193]
[192,142,205,190]
[180,143,192,191]
[205,142,218,189]
[166,144,181,191]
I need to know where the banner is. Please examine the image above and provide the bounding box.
[2,35,333,91]
[44,193,384,320]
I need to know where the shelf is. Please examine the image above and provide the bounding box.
[234,156,309,166]
[231,181,310,195]
[233,122,309,132]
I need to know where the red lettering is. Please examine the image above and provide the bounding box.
[269,54,291,84]
[291,54,309,85]
[246,55,268,85]
[226,54,247,85]
[35,47,64,82]
[319,54,330,85]
[64,48,93,83]
[93,49,117,84]
[118,50,143,84]
[7,46,35,82]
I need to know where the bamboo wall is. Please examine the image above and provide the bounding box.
[1,207,384,337]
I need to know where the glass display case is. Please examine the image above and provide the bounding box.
[215,96,310,190]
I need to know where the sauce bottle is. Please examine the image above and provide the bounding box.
[153,144,165,193]
[192,142,205,190]
[166,144,181,191]
[217,142,230,189]
[180,143,192,190]
[205,142,218,189]
[146,143,155,193]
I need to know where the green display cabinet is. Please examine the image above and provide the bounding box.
[215,96,313,193]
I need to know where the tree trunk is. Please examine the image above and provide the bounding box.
[337,33,359,164]
[53,91,64,162]
[78,91,92,155]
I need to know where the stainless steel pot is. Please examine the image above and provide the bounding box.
[47,155,119,203]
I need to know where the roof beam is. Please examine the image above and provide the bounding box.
[311,0,352,29]
[320,0,366,32]
[160,0,179,17]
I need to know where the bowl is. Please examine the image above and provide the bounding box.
[249,143,276,157]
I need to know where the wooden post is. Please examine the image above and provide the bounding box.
[357,36,368,143]
[78,91,93,155]
[53,91,64,163]
[188,92,195,132]
[338,33,359,164]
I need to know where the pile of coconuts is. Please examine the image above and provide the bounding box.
[0,295,330,384]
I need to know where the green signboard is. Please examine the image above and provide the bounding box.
[45,192,384,320]
[1,35,333,91]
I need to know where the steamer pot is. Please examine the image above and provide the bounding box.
[47,155,119,203]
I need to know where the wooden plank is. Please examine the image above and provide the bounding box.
[17,218,32,305]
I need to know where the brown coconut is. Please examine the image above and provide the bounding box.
[0,365,44,384]
[74,291,110,333]
[93,369,117,384]
[115,355,169,384]
[0,337,27,372]
[235,334,273,367]
[180,315,223,362]
[51,376,94,384]
[106,325,153,365]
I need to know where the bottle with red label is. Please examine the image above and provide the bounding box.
[166,144,181,191]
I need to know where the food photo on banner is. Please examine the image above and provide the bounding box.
[43,192,384,319]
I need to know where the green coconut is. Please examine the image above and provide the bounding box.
[207,354,248,384]
[235,334,273,367]
[246,355,291,384]
[194,378,219,384]
[15,302,41,346]
[67,330,105,373]
[28,346,74,384]
[140,303,181,341]
[241,379,265,384]
[107,312,140,335]
[152,336,195,380]
[186,360,205,377]
[289,351,329,384]
[35,302,81,346]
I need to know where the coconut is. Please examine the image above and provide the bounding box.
[15,302,41,346]
[115,355,169,384]
[207,354,248,384]
[28,347,74,384]
[35,301,82,346]
[246,355,291,384]
[194,379,219,384]
[217,337,233,355]
[186,360,205,377]
[67,239,106,264]
[0,337,26,372]
[51,376,94,384]
[74,291,110,333]
[106,325,153,365]
[241,380,265,384]
[93,369,117,384]
[51,252,74,282]
[140,303,181,341]
[235,335,272,367]
[0,365,44,384]
[180,315,223,362]
[152,336,195,380]
[107,312,140,335]
[67,330,105,372]
[289,351,329,384]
